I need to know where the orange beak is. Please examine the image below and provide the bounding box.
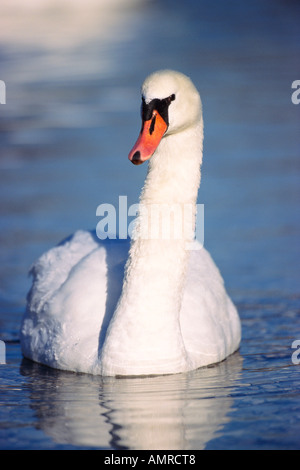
[128,109,168,165]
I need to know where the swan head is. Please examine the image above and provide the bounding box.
[129,70,202,165]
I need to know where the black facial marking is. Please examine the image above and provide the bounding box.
[149,115,156,135]
[141,94,176,126]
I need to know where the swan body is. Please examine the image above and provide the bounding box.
[20,70,241,376]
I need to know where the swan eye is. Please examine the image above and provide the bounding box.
[141,94,175,126]
[161,94,176,106]
[167,94,176,104]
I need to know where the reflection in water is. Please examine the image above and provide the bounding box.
[20,353,242,449]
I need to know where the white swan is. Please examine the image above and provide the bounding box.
[20,70,241,376]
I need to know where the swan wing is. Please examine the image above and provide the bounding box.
[180,242,241,368]
[20,231,129,374]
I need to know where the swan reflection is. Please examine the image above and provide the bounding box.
[20,353,242,449]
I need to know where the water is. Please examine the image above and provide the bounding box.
[0,0,300,450]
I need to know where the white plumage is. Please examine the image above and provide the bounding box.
[20,70,241,376]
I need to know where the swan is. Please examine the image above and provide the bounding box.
[20,70,241,376]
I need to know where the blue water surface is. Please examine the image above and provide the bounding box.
[0,0,300,450]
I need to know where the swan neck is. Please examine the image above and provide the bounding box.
[143,121,203,206]
[100,121,203,375]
